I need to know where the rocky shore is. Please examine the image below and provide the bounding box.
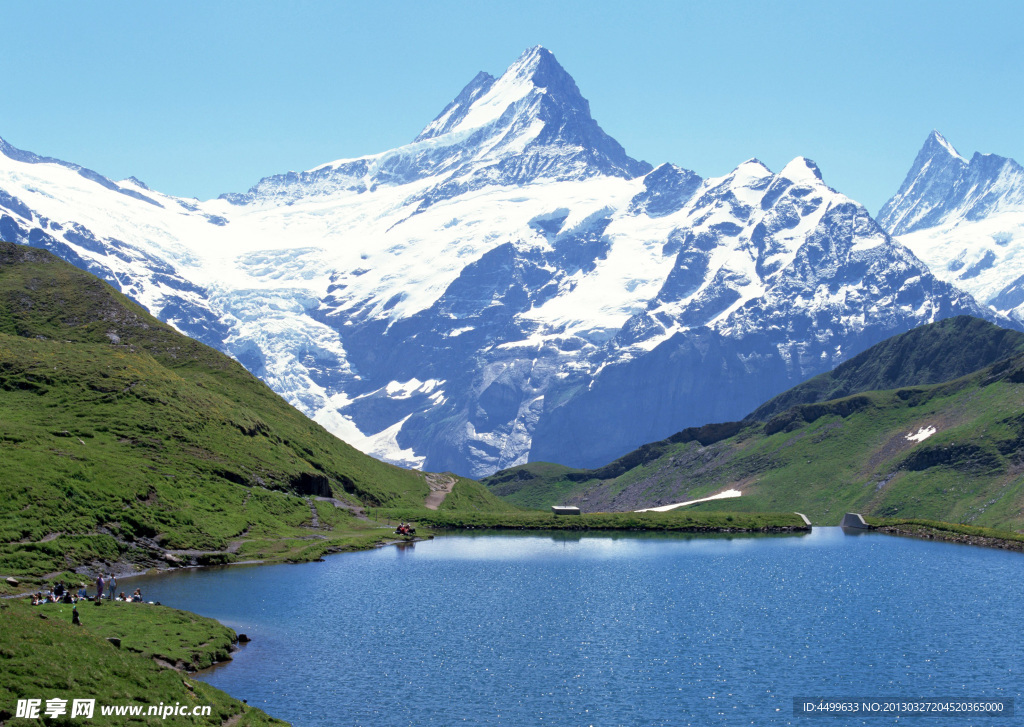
[873,523,1024,553]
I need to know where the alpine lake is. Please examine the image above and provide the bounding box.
[136,527,1023,726]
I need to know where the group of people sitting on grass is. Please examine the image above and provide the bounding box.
[29,580,81,605]
[28,578,145,605]
[395,522,416,535]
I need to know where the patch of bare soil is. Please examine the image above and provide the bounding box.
[424,474,456,510]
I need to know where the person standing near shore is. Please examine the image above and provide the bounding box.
[95,574,104,603]
[108,574,116,601]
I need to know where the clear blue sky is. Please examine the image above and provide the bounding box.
[2,0,1021,213]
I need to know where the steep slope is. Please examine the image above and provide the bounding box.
[746,315,1024,420]
[0,50,1006,478]
[880,131,1024,322]
[486,320,1024,531]
[0,242,505,582]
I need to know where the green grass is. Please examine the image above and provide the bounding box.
[482,462,590,509]
[13,600,237,671]
[0,600,284,725]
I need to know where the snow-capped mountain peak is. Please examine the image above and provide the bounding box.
[733,158,773,179]
[880,131,1024,239]
[409,45,650,184]
[928,129,967,163]
[780,156,824,185]
[415,45,580,141]
[224,46,649,207]
[414,71,498,141]
[881,132,1024,324]
[878,131,974,235]
[0,135,165,209]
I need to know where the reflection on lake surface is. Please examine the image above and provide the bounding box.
[139,528,1024,726]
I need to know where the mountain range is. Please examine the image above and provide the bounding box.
[1,46,1022,477]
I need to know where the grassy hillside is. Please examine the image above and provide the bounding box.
[747,315,1024,421]
[0,599,283,724]
[0,242,504,587]
[486,350,1024,531]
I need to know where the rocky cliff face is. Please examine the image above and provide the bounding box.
[0,50,1007,476]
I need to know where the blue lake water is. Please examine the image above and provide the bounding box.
[138,528,1023,726]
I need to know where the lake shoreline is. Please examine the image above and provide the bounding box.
[137,526,1024,726]
[4,511,808,599]
[7,518,1019,726]
[371,508,812,532]
[872,522,1024,553]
